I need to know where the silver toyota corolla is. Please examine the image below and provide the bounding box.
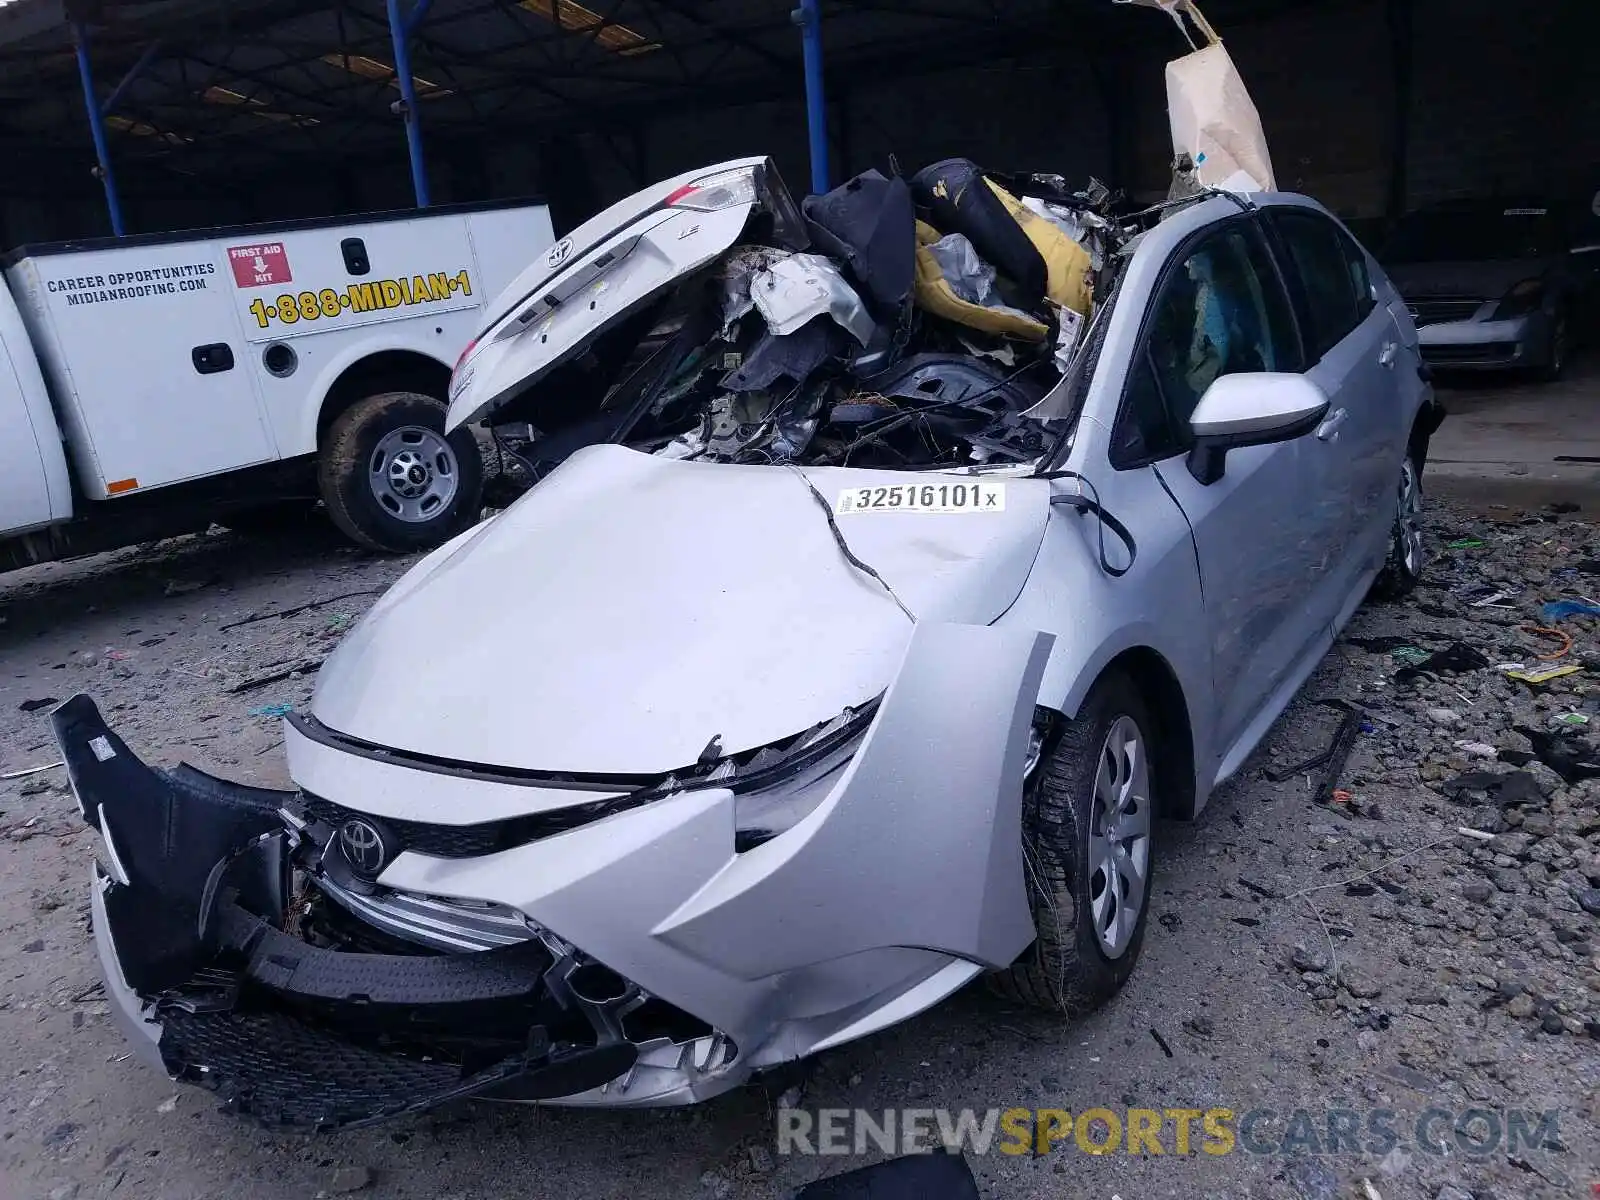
[58,158,1444,1129]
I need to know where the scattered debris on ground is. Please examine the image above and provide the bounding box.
[0,500,1594,1199]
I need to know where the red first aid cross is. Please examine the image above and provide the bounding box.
[227,242,292,288]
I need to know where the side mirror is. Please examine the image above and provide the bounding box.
[1186,373,1330,485]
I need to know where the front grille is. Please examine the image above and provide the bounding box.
[160,1005,532,1130]
[1421,342,1516,364]
[302,792,636,859]
[314,874,537,951]
[1408,297,1483,326]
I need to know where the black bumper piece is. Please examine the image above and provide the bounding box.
[54,694,638,1130]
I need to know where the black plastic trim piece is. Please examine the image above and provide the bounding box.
[289,713,653,790]
[223,906,550,1004]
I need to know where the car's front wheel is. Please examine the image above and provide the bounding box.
[989,671,1156,1015]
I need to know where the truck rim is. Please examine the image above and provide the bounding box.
[369,426,459,524]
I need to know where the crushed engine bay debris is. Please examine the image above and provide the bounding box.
[479,156,1133,486]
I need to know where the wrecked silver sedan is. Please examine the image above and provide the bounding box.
[60,156,1444,1128]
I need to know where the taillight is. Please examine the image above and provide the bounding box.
[453,337,478,374]
[664,167,758,212]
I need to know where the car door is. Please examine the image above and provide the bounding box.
[1107,216,1339,761]
[1264,206,1404,612]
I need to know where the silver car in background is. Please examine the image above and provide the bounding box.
[59,160,1444,1128]
[1382,200,1600,379]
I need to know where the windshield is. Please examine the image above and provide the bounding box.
[1384,207,1559,263]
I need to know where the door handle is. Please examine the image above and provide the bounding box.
[1316,407,1348,441]
[1379,342,1398,368]
[191,343,235,374]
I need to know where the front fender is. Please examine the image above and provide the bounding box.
[997,471,1216,815]
[655,621,1052,975]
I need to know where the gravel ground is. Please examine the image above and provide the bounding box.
[1,497,1597,1200]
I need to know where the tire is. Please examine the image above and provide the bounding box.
[1535,312,1568,382]
[1371,452,1425,600]
[988,671,1156,1015]
[317,391,484,554]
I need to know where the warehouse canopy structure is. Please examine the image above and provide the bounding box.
[0,0,1099,231]
[0,0,1588,245]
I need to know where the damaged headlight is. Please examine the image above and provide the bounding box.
[657,701,878,851]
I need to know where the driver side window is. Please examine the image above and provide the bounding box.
[1111,222,1299,469]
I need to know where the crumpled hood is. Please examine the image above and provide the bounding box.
[311,445,1050,775]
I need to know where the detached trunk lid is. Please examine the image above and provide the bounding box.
[447,157,798,432]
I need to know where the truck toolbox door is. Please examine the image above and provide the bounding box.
[18,244,276,496]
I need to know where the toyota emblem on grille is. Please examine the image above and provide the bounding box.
[338,818,389,876]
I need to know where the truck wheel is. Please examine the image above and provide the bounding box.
[318,392,484,554]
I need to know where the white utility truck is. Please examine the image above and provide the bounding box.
[0,200,554,570]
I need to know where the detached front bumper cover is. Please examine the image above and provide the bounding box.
[54,695,640,1130]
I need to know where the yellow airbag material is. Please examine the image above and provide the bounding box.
[912,220,1049,342]
[983,179,1094,316]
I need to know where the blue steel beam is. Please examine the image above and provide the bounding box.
[72,22,126,237]
[387,0,432,207]
[794,0,829,194]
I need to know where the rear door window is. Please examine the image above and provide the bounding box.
[1270,209,1371,361]
[1340,233,1376,321]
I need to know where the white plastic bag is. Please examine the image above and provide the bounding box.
[1165,41,1276,193]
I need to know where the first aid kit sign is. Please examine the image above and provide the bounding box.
[227,243,292,289]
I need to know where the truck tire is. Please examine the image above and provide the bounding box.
[318,392,484,554]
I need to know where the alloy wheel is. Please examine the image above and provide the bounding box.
[1397,458,1424,576]
[1086,715,1152,959]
